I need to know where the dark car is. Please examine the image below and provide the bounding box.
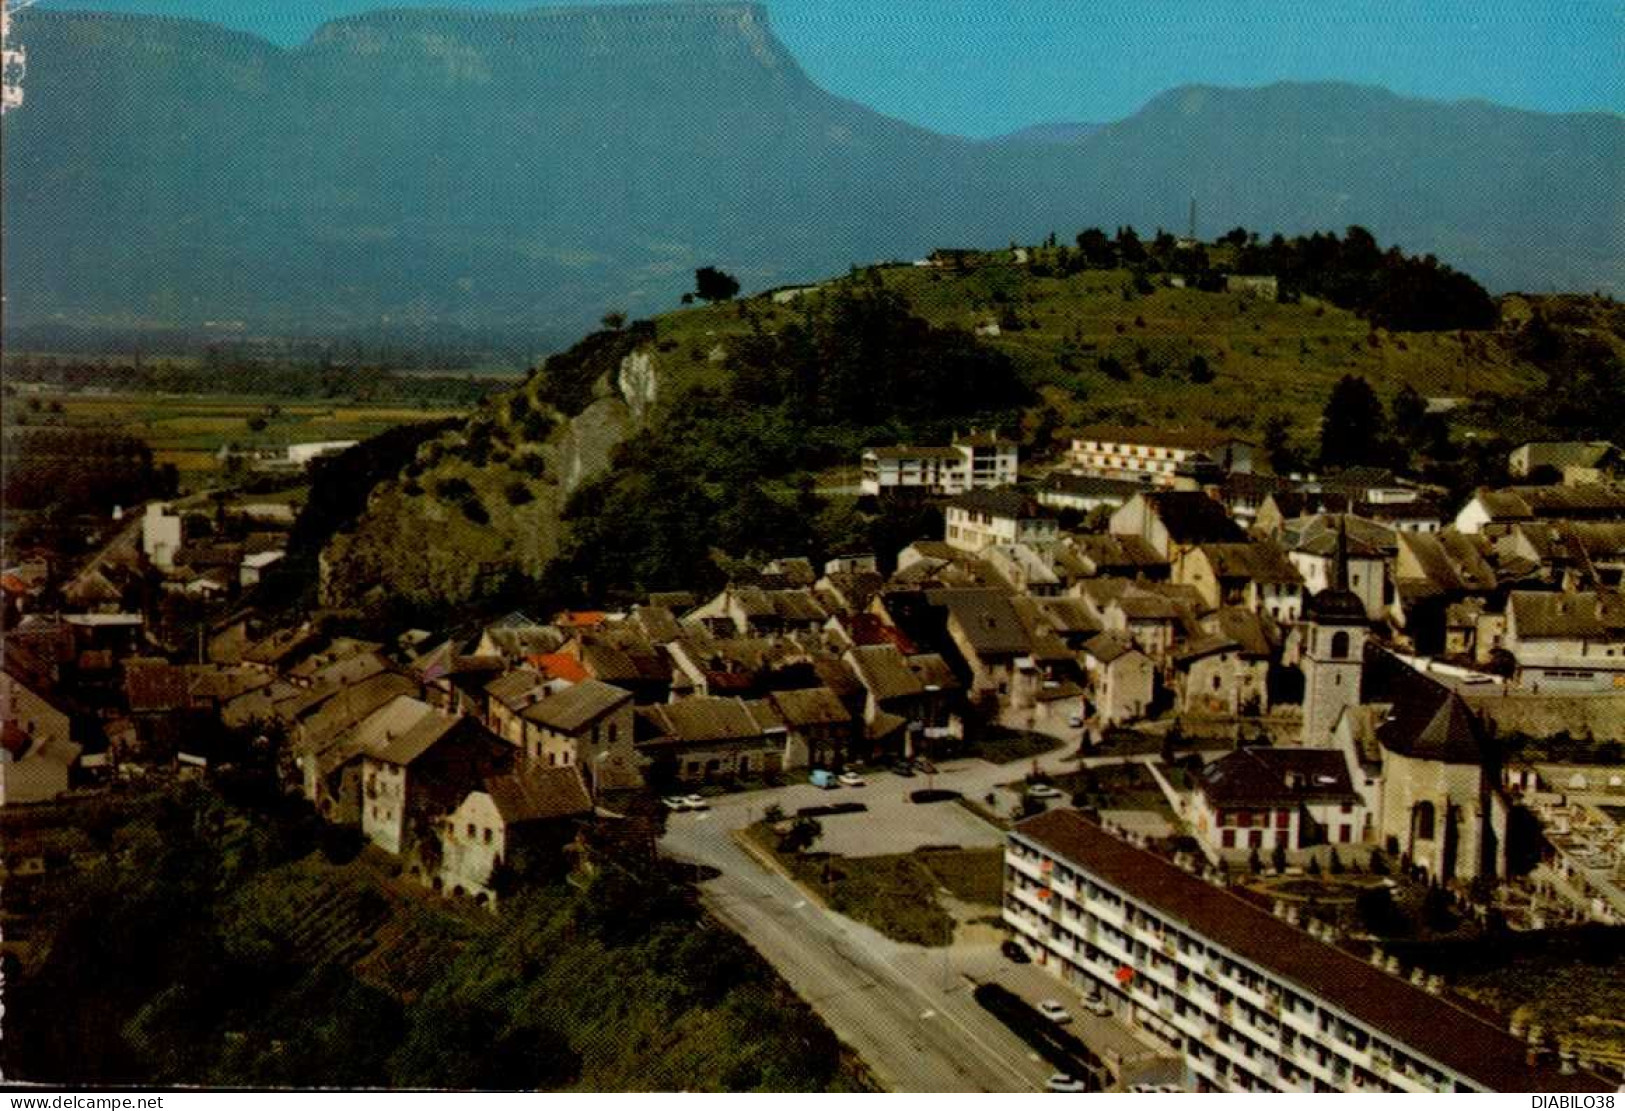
[1001,939,1031,963]
[891,761,916,777]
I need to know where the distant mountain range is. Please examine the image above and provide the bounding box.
[993,122,1107,145]
[2,3,1620,345]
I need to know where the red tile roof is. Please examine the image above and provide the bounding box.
[525,653,590,683]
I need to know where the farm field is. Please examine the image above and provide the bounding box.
[10,392,469,488]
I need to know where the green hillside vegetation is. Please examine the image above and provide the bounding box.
[321,235,1618,617]
[3,782,866,1090]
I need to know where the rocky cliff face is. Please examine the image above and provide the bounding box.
[319,343,662,608]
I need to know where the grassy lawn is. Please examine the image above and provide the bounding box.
[916,847,1006,905]
[1042,761,1177,822]
[975,726,1066,765]
[1089,726,1163,757]
[747,825,1003,947]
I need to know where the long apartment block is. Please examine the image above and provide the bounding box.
[1004,809,1610,1094]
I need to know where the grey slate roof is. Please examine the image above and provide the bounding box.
[520,679,633,733]
[484,765,592,824]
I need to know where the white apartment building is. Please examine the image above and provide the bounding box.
[1004,810,1602,1094]
[943,489,1058,553]
[1068,427,1254,488]
[861,431,1017,496]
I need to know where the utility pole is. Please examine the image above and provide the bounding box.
[1188,196,1197,242]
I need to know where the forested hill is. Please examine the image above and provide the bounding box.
[2,4,1620,342]
[313,233,1622,622]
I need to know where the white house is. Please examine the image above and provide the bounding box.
[860,431,1017,496]
[944,489,1058,553]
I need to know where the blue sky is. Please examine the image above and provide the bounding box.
[33,0,1624,136]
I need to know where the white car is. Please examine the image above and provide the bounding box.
[681,794,709,811]
[1037,1000,1072,1024]
[1130,1084,1182,1093]
[1083,994,1111,1017]
[838,771,864,787]
[1027,783,1063,800]
[1067,715,1084,728]
[661,796,689,812]
[1046,1074,1089,1093]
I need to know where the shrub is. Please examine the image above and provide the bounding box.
[504,480,534,507]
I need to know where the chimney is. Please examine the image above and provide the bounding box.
[1370,946,1386,968]
[1559,1049,1577,1077]
[1272,899,1287,919]
[1425,974,1443,995]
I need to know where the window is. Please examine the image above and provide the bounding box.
[1250,830,1263,848]
[1339,826,1351,843]
[1415,801,1436,841]
[467,823,476,837]
[483,828,493,845]
[1276,809,1290,829]
[1330,631,1350,659]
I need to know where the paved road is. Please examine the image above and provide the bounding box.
[660,747,1171,1091]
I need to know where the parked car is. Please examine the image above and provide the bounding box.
[681,794,708,811]
[1037,1000,1072,1024]
[809,769,839,789]
[1082,993,1111,1017]
[1130,1084,1182,1093]
[1001,939,1031,964]
[891,761,916,777]
[838,770,864,787]
[1067,714,1084,728]
[1027,783,1063,799]
[914,757,938,775]
[661,796,689,812]
[1046,1074,1089,1093]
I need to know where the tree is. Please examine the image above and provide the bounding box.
[1261,412,1304,474]
[1318,374,1388,470]
[1390,382,1428,446]
[1186,354,1214,384]
[600,310,627,330]
[779,816,823,854]
[1271,843,1288,873]
[694,266,740,303]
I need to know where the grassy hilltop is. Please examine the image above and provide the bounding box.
[318,238,1615,617]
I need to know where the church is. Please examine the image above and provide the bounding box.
[1298,522,1509,883]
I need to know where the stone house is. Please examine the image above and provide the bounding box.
[1080,632,1153,725]
[1174,540,1303,623]
[360,706,513,857]
[434,765,593,904]
[518,678,639,793]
